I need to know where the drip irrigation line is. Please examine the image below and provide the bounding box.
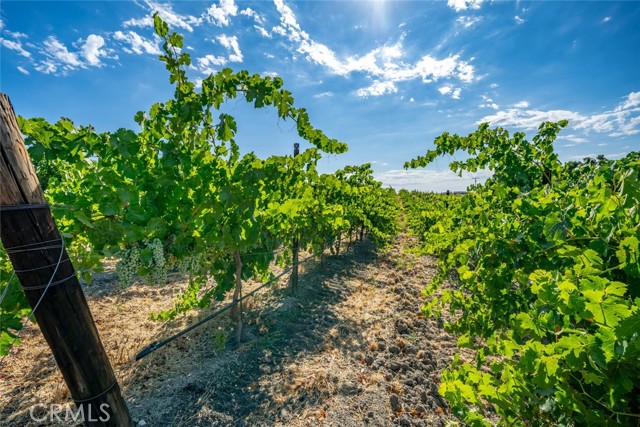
[241,248,287,257]
[135,254,315,361]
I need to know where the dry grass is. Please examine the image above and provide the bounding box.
[0,269,194,425]
[0,259,294,426]
[1,237,458,427]
[268,350,345,405]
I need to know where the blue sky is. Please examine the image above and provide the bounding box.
[1,0,639,191]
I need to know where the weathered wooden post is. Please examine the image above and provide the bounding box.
[0,94,132,426]
[290,142,300,294]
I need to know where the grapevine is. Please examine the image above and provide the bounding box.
[0,14,400,353]
[405,122,640,426]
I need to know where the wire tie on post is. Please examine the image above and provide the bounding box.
[4,238,64,254]
[21,272,76,291]
[73,380,118,404]
[5,238,63,249]
[14,258,72,273]
[0,204,50,212]
[0,238,66,368]
[5,245,64,254]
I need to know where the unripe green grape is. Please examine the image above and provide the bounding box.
[116,245,140,288]
[177,253,202,275]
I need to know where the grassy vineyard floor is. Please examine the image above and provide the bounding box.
[0,234,460,426]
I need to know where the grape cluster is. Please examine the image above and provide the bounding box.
[116,245,140,288]
[177,253,202,275]
[147,238,168,285]
[116,238,169,286]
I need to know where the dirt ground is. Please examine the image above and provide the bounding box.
[0,234,460,426]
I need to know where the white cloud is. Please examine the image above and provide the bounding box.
[124,0,202,32]
[123,16,153,28]
[447,0,484,12]
[370,160,389,166]
[194,34,243,73]
[17,66,29,75]
[314,91,334,98]
[376,168,492,192]
[569,154,597,161]
[480,109,584,130]
[273,0,475,97]
[616,91,640,111]
[82,34,106,66]
[560,135,587,144]
[355,81,398,97]
[254,25,272,38]
[515,16,525,25]
[114,30,161,55]
[197,54,227,74]
[37,36,83,75]
[217,34,243,62]
[608,115,640,137]
[271,25,287,36]
[480,97,499,110]
[240,7,265,24]
[438,85,462,99]
[559,134,588,146]
[35,61,57,74]
[206,0,238,27]
[456,16,482,29]
[602,16,612,23]
[514,100,529,108]
[479,92,640,137]
[606,152,629,159]
[570,152,627,161]
[200,54,227,66]
[490,82,499,88]
[5,31,27,39]
[0,38,31,58]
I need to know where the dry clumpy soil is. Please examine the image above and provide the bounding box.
[0,235,460,426]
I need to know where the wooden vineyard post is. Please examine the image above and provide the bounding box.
[0,94,132,426]
[290,143,300,294]
[232,250,243,344]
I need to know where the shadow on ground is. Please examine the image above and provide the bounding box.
[125,240,379,426]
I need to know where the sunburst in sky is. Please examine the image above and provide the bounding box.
[1,0,638,191]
